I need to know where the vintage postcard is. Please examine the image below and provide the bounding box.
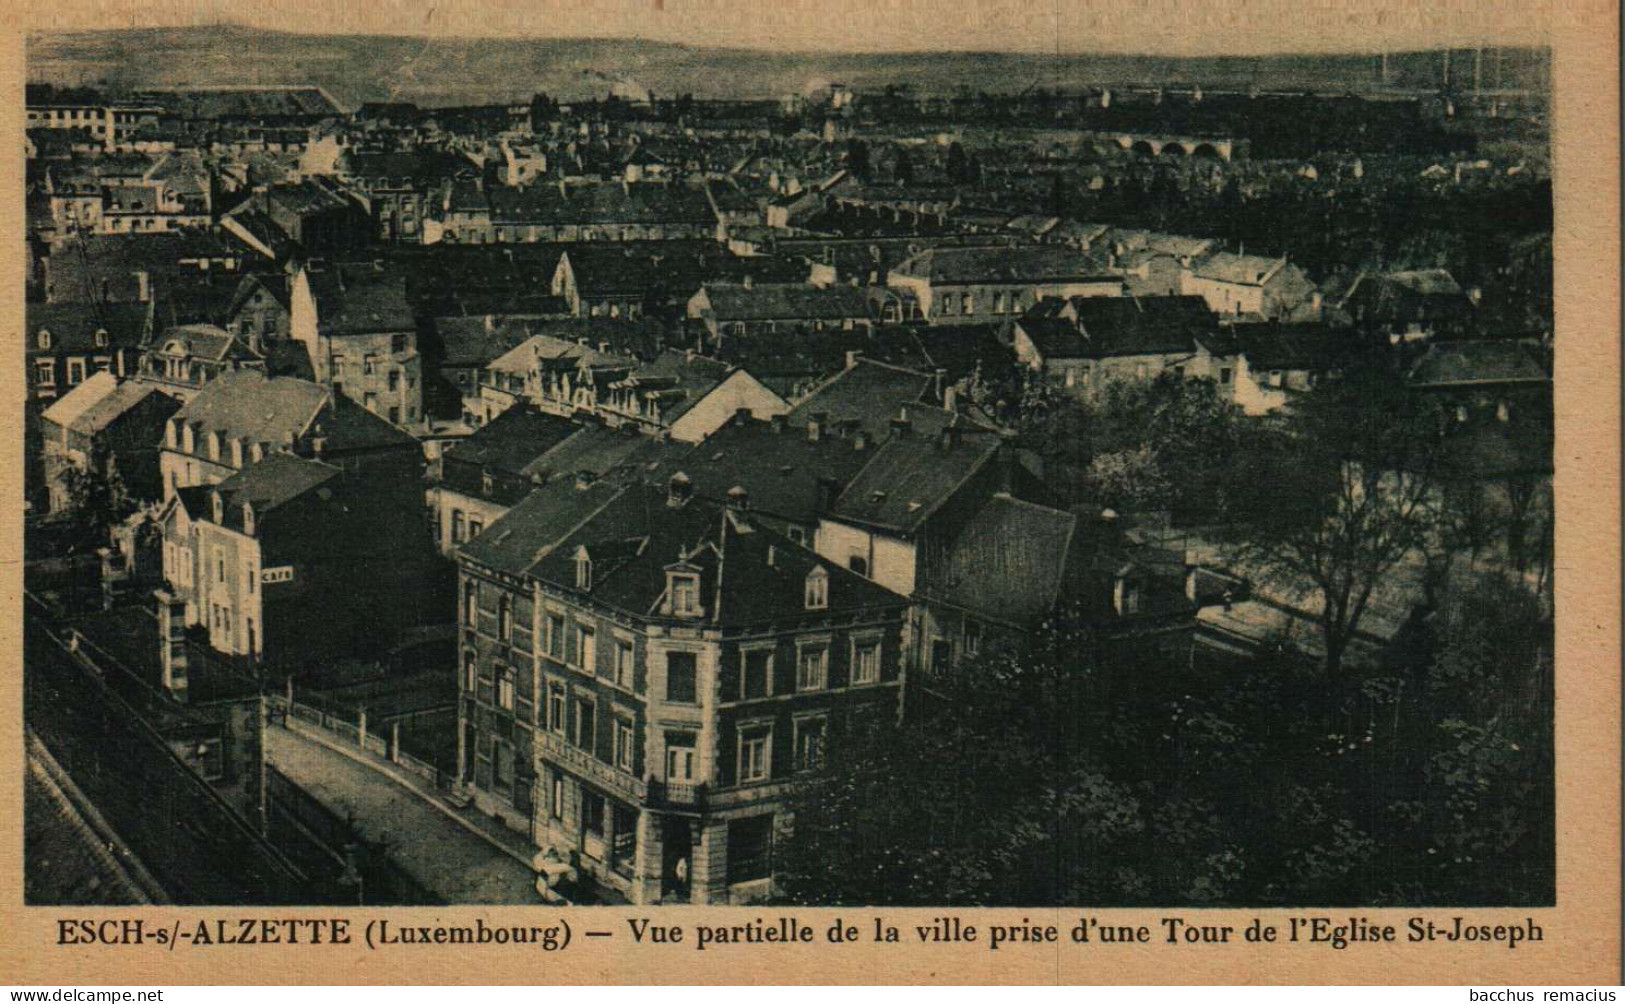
[1,0,1617,986]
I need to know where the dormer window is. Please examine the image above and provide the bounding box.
[94,329,108,349]
[207,431,221,461]
[670,572,701,617]
[481,471,494,496]
[575,547,592,591]
[805,566,829,610]
[242,503,256,536]
[1114,574,1143,616]
[37,330,50,351]
[211,491,224,524]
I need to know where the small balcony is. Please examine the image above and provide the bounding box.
[646,778,708,812]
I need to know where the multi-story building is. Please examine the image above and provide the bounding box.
[38,370,181,512]
[160,452,445,669]
[135,323,266,401]
[887,245,1124,324]
[158,369,421,503]
[1011,294,1235,397]
[455,473,909,904]
[25,301,151,403]
[290,263,424,427]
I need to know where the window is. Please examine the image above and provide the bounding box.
[741,648,772,700]
[215,548,226,583]
[498,665,515,710]
[547,680,566,735]
[574,695,596,752]
[847,555,869,578]
[614,717,635,772]
[35,360,55,386]
[246,564,256,594]
[670,573,701,616]
[550,772,564,819]
[1135,362,1150,380]
[37,330,50,351]
[1219,367,1233,385]
[463,582,477,627]
[494,738,515,794]
[582,790,606,837]
[452,510,467,544]
[786,525,807,545]
[363,354,378,376]
[795,717,827,770]
[805,567,828,610]
[612,639,634,689]
[738,726,771,783]
[852,638,880,685]
[67,358,86,385]
[498,595,512,641]
[993,291,1007,314]
[665,731,696,781]
[797,645,827,691]
[547,614,565,659]
[962,293,974,314]
[576,551,592,590]
[388,369,400,392]
[963,619,983,656]
[666,651,697,704]
[575,624,595,672]
[727,815,774,883]
[463,650,477,693]
[468,517,484,539]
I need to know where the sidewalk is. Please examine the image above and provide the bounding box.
[264,724,541,904]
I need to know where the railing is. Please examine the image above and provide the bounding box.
[646,778,707,811]
[535,730,647,803]
[267,694,443,789]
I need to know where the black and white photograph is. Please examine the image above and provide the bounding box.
[21,5,1561,922]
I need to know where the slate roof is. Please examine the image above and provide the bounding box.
[41,371,122,431]
[442,406,579,477]
[26,302,150,354]
[457,477,625,576]
[308,268,415,336]
[671,415,877,526]
[830,425,1004,535]
[1189,252,1287,287]
[785,358,954,439]
[559,242,805,299]
[212,452,342,528]
[170,370,416,454]
[891,245,1119,285]
[1233,323,1352,372]
[700,282,871,322]
[1019,295,1219,360]
[515,484,907,626]
[150,324,255,364]
[930,494,1079,626]
[1408,342,1550,387]
[486,181,715,226]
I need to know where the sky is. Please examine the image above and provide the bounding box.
[28,0,1555,55]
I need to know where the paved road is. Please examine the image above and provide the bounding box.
[264,725,541,904]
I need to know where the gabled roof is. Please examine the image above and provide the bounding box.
[458,478,625,577]
[488,333,622,377]
[1234,323,1351,372]
[830,425,1004,535]
[41,371,122,431]
[151,324,257,364]
[212,452,342,529]
[1019,295,1218,360]
[169,370,416,454]
[930,494,1079,626]
[27,302,150,354]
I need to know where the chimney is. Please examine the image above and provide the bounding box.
[853,429,868,452]
[133,269,151,303]
[667,471,694,507]
[310,436,327,459]
[938,418,961,452]
[845,350,861,371]
[807,411,827,442]
[767,544,777,566]
[1185,567,1200,603]
[743,274,753,290]
[484,314,496,333]
[575,469,596,490]
[770,413,787,434]
[890,407,911,436]
[726,485,750,511]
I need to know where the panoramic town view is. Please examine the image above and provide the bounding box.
[23,28,1554,909]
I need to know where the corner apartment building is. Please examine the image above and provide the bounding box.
[455,474,909,904]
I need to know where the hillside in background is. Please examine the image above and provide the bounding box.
[28,25,1552,109]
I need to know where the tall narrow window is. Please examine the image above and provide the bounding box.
[665,731,696,781]
[797,646,828,691]
[666,651,698,704]
[613,717,635,772]
[852,638,880,685]
[498,595,512,641]
[738,726,771,783]
[804,567,828,610]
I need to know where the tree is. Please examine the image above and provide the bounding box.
[62,446,136,548]
[1231,359,1446,684]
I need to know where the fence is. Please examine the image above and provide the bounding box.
[267,694,449,791]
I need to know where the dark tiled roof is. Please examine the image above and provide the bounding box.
[443,406,579,477]
[700,282,871,322]
[26,302,150,354]
[308,268,415,336]
[931,494,1078,626]
[1234,323,1352,372]
[458,478,625,577]
[214,452,342,527]
[830,425,1003,535]
[1409,341,1549,387]
[785,359,951,439]
[673,415,876,526]
[892,244,1119,285]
